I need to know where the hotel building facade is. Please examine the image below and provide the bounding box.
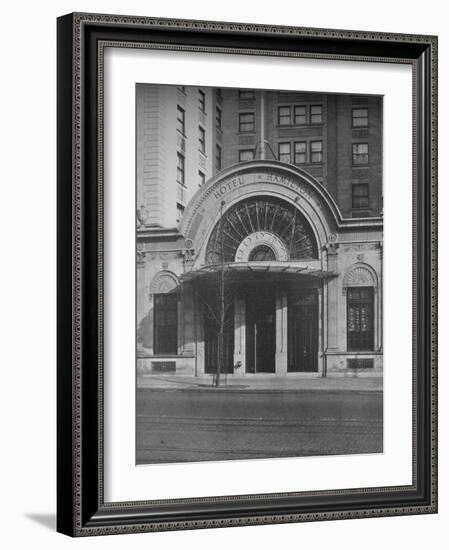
[136,84,383,377]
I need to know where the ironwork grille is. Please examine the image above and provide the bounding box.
[205,196,318,264]
[347,287,374,351]
[154,293,178,355]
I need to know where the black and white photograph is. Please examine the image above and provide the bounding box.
[135,84,384,465]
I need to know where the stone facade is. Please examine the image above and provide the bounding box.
[136,87,383,378]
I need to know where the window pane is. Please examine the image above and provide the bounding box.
[154,293,178,355]
[278,106,291,125]
[310,105,323,123]
[198,126,205,153]
[294,142,306,164]
[310,141,322,163]
[216,107,222,130]
[347,287,374,351]
[198,89,206,112]
[352,108,369,127]
[352,184,369,208]
[239,112,255,133]
[176,153,185,184]
[176,105,185,134]
[199,171,205,187]
[294,105,306,124]
[278,142,291,163]
[353,143,369,164]
[239,149,254,162]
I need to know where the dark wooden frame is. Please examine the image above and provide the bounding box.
[57,12,438,537]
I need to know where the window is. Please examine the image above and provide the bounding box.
[278,142,291,163]
[199,170,205,187]
[353,143,369,165]
[176,153,185,184]
[216,144,222,171]
[177,85,186,94]
[347,287,374,351]
[294,105,306,125]
[310,105,323,124]
[294,142,307,164]
[176,105,185,135]
[154,293,178,355]
[216,88,223,101]
[198,126,206,154]
[239,149,254,162]
[177,183,186,204]
[239,89,255,99]
[198,89,206,112]
[352,108,369,127]
[278,106,291,125]
[352,184,369,209]
[310,141,323,163]
[239,112,255,133]
[216,107,222,130]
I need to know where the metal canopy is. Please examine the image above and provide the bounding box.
[181,261,337,284]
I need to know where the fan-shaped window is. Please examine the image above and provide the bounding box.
[205,196,317,264]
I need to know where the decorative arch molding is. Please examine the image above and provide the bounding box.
[179,161,351,268]
[343,262,378,291]
[149,270,179,296]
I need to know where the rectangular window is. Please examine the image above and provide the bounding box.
[310,141,323,163]
[239,89,255,99]
[198,126,206,154]
[154,293,178,355]
[352,183,369,209]
[216,107,222,130]
[198,89,206,112]
[278,142,291,163]
[310,105,323,124]
[352,107,369,127]
[239,149,254,162]
[199,170,205,187]
[353,143,369,164]
[216,88,223,101]
[216,144,222,171]
[294,142,307,164]
[176,152,185,184]
[176,183,186,204]
[239,112,255,133]
[347,287,374,351]
[294,105,306,125]
[278,106,291,125]
[176,105,185,135]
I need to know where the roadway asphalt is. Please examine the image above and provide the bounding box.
[136,388,383,464]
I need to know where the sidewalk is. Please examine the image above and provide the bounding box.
[137,374,383,392]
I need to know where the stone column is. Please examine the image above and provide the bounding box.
[326,243,340,351]
[317,286,324,375]
[275,290,288,375]
[182,283,195,355]
[233,294,246,375]
[195,289,205,376]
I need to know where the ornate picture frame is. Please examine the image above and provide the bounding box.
[57,12,437,536]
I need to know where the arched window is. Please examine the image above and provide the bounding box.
[150,271,179,355]
[343,264,378,352]
[205,196,317,264]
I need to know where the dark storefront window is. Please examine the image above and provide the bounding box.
[347,287,374,351]
[154,293,178,355]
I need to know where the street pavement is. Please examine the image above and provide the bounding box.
[136,386,383,464]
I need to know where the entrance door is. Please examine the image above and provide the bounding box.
[288,291,318,372]
[246,288,275,373]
